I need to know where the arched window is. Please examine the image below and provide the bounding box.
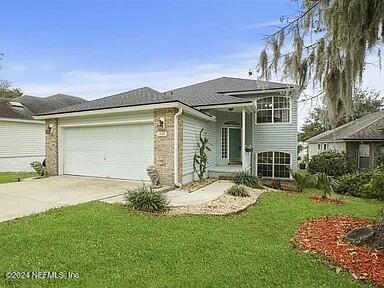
[257,151,291,178]
[256,96,290,123]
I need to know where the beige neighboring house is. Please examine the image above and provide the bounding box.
[307,110,384,170]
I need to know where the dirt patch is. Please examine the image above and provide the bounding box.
[310,194,344,205]
[168,187,263,215]
[293,216,384,287]
[182,178,218,192]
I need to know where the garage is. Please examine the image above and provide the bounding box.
[62,123,154,180]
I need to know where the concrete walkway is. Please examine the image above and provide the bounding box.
[167,180,232,206]
[102,180,232,206]
[0,176,140,222]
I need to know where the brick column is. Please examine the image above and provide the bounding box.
[154,108,183,186]
[45,119,59,176]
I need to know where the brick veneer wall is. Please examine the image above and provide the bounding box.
[154,108,183,186]
[45,119,59,176]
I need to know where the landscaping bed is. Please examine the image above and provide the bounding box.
[293,216,384,287]
[182,178,217,192]
[168,187,263,215]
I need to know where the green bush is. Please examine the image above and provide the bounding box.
[363,168,384,201]
[334,172,371,197]
[233,172,263,189]
[308,151,355,177]
[290,169,312,193]
[226,185,250,197]
[125,184,169,213]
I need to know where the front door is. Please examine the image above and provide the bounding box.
[229,128,241,164]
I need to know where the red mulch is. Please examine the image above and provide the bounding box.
[310,194,344,205]
[293,216,384,287]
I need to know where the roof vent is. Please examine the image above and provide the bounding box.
[9,101,24,108]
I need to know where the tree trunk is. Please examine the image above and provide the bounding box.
[364,208,384,248]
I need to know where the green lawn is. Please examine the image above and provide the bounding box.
[0,190,382,288]
[0,172,37,184]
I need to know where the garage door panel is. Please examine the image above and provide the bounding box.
[63,124,154,180]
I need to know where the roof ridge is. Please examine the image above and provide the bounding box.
[345,110,384,139]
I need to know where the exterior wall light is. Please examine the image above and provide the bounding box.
[158,117,165,130]
[46,124,53,135]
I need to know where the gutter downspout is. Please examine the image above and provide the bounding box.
[174,108,183,187]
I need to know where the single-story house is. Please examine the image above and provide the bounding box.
[34,77,299,186]
[307,110,384,170]
[0,94,85,172]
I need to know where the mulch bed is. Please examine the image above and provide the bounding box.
[310,194,344,205]
[293,216,384,287]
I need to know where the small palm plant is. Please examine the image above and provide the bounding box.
[226,184,250,197]
[312,173,339,199]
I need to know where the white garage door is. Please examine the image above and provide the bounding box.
[63,124,154,180]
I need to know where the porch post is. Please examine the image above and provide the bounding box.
[241,107,246,170]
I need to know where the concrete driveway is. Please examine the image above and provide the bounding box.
[0,176,141,222]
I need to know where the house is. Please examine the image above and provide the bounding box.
[34,77,299,186]
[0,94,86,172]
[307,110,384,170]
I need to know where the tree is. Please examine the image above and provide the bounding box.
[257,0,384,127]
[0,80,23,99]
[299,89,383,141]
[258,0,384,248]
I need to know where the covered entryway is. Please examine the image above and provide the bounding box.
[63,124,153,180]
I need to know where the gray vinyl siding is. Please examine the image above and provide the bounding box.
[183,113,216,184]
[252,95,298,175]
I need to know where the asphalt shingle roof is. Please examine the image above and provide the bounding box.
[0,94,86,120]
[307,110,384,142]
[37,77,296,116]
[40,87,175,115]
[165,77,295,107]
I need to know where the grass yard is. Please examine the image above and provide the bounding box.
[0,189,382,287]
[0,172,37,184]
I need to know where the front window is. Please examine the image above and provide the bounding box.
[257,151,291,178]
[358,144,370,170]
[256,96,290,123]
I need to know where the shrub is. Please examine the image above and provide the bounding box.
[308,151,355,177]
[226,185,250,197]
[233,172,263,189]
[334,172,371,197]
[269,179,282,190]
[290,169,312,193]
[363,168,384,201]
[125,184,169,213]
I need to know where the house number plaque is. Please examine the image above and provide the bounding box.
[156,131,167,137]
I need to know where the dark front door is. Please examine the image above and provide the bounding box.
[229,128,241,163]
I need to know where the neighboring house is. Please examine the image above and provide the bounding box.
[35,77,299,186]
[307,110,384,170]
[0,94,86,172]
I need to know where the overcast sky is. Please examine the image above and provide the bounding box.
[1,0,383,128]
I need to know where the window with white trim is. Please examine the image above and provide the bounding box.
[257,151,291,178]
[358,144,370,170]
[256,96,290,123]
[221,127,228,159]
